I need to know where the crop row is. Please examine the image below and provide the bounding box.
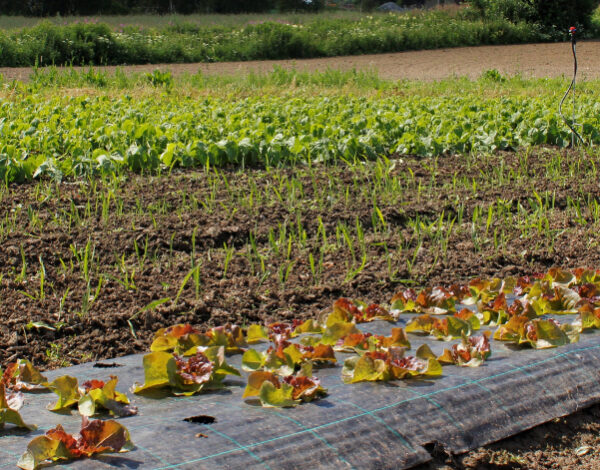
[0,92,596,182]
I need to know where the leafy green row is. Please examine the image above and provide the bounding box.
[0,92,595,182]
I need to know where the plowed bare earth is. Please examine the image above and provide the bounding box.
[1,41,600,81]
[2,147,600,468]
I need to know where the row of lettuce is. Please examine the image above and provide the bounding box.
[1,93,597,182]
[3,267,600,468]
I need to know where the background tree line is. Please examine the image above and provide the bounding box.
[0,0,596,35]
[0,0,326,15]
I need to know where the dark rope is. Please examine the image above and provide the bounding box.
[559,28,584,146]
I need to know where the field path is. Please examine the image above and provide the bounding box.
[1,41,600,82]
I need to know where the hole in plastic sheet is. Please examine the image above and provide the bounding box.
[184,415,216,424]
[424,441,452,463]
[93,362,123,368]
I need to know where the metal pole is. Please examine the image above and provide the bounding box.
[559,26,584,147]
[572,42,576,148]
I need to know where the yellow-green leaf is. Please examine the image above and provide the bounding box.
[133,352,172,394]
[0,383,35,430]
[246,324,269,344]
[242,371,279,399]
[259,381,299,408]
[292,319,322,336]
[320,322,360,345]
[241,349,264,371]
[47,376,81,412]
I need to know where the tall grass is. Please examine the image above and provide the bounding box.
[0,9,548,67]
[4,65,386,92]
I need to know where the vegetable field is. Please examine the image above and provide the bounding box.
[3,67,600,469]
[1,90,598,182]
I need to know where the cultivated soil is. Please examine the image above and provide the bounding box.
[2,147,600,467]
[1,41,600,82]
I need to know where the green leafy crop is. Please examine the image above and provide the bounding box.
[1,92,597,182]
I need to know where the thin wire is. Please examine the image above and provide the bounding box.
[559,37,584,146]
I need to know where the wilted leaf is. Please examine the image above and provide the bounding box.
[292,319,323,336]
[283,374,326,401]
[574,268,600,285]
[17,417,133,470]
[345,353,388,383]
[322,298,358,326]
[259,381,299,408]
[241,349,265,372]
[242,371,280,399]
[0,383,35,431]
[357,303,395,322]
[576,303,600,331]
[245,324,269,344]
[298,344,337,364]
[262,348,294,376]
[1,359,48,392]
[47,376,81,412]
[437,316,475,340]
[133,351,171,394]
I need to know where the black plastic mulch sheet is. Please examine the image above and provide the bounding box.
[2,314,600,470]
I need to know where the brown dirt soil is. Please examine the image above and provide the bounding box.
[415,402,600,469]
[1,41,600,82]
[2,146,600,467]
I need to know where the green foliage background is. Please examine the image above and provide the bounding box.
[470,0,599,32]
[0,12,546,67]
[0,0,325,15]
